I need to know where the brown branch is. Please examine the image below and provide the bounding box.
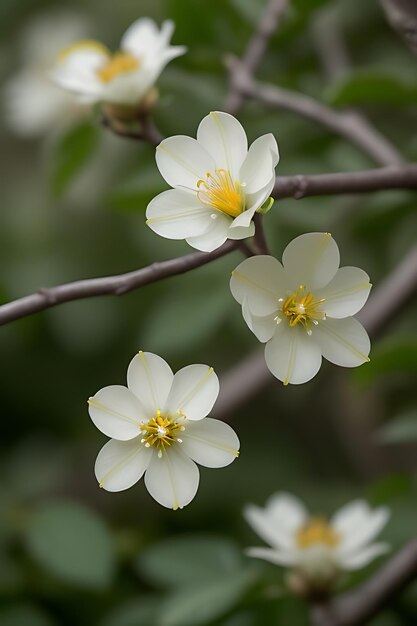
[225,0,289,114]
[229,61,404,166]
[311,539,417,626]
[380,0,417,57]
[101,114,163,146]
[0,242,238,326]
[273,164,417,199]
[253,213,270,254]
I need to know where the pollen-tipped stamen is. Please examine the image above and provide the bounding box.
[197,169,244,218]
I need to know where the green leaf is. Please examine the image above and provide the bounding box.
[135,534,243,589]
[0,604,56,626]
[100,596,160,626]
[52,121,99,196]
[25,500,115,589]
[158,567,258,626]
[368,473,412,506]
[376,410,417,444]
[326,71,417,107]
[355,340,417,384]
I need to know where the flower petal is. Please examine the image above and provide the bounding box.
[156,136,215,190]
[282,232,340,291]
[196,111,248,178]
[239,133,279,194]
[51,40,108,101]
[316,267,372,318]
[144,447,199,509]
[88,385,145,440]
[146,188,213,239]
[338,543,390,570]
[242,298,276,342]
[244,492,307,551]
[185,212,230,252]
[230,255,286,316]
[245,547,296,566]
[332,501,390,555]
[95,437,151,492]
[164,365,219,421]
[121,18,185,65]
[180,418,240,467]
[265,324,322,385]
[127,352,174,417]
[313,317,370,367]
[227,221,255,240]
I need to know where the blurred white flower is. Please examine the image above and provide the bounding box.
[51,18,186,107]
[88,351,239,509]
[245,493,390,590]
[3,11,90,138]
[230,232,371,385]
[146,111,279,252]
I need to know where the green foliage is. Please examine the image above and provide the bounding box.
[0,605,56,626]
[100,596,160,626]
[355,341,417,384]
[25,500,116,589]
[376,410,417,445]
[326,72,417,107]
[51,121,99,196]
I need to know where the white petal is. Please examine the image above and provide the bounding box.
[244,492,307,551]
[230,255,286,316]
[185,212,230,252]
[282,232,340,291]
[265,324,322,385]
[338,543,390,570]
[146,189,213,239]
[316,267,372,318]
[227,221,256,240]
[230,204,258,229]
[121,17,162,56]
[313,317,370,367]
[332,501,390,554]
[180,418,239,467]
[88,385,144,440]
[164,365,219,421]
[100,67,155,106]
[242,299,276,342]
[230,176,275,230]
[239,134,279,194]
[196,111,248,178]
[94,437,151,492]
[127,352,174,417]
[245,547,296,566]
[144,447,199,509]
[51,41,108,100]
[156,136,215,190]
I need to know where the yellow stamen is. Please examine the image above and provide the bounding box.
[97,52,140,83]
[58,39,110,62]
[140,411,185,457]
[296,518,340,549]
[281,285,326,334]
[197,169,244,218]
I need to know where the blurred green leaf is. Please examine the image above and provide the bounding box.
[158,567,258,626]
[135,534,243,589]
[52,121,99,196]
[376,410,417,444]
[0,604,56,626]
[326,71,417,107]
[100,596,160,626]
[25,500,115,589]
[368,473,413,506]
[355,341,417,384]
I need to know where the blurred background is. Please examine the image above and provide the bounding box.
[1,0,417,624]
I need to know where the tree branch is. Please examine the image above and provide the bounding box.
[225,0,289,114]
[101,114,163,146]
[311,539,417,626]
[380,0,417,57]
[229,62,404,166]
[0,242,238,326]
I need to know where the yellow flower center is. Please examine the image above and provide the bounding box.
[280,285,326,335]
[296,518,340,549]
[197,169,244,218]
[140,411,185,458]
[97,52,140,82]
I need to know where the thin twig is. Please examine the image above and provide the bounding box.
[311,539,417,626]
[101,114,163,146]
[229,61,404,166]
[253,213,269,254]
[225,0,289,114]
[380,0,417,57]
[0,242,238,326]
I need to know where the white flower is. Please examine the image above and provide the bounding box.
[88,351,239,510]
[50,18,186,107]
[230,232,372,385]
[3,11,89,138]
[146,111,279,252]
[244,492,390,587]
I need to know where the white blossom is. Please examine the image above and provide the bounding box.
[3,11,89,138]
[146,111,279,252]
[230,232,372,385]
[88,351,239,509]
[50,18,186,107]
[244,492,390,587]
